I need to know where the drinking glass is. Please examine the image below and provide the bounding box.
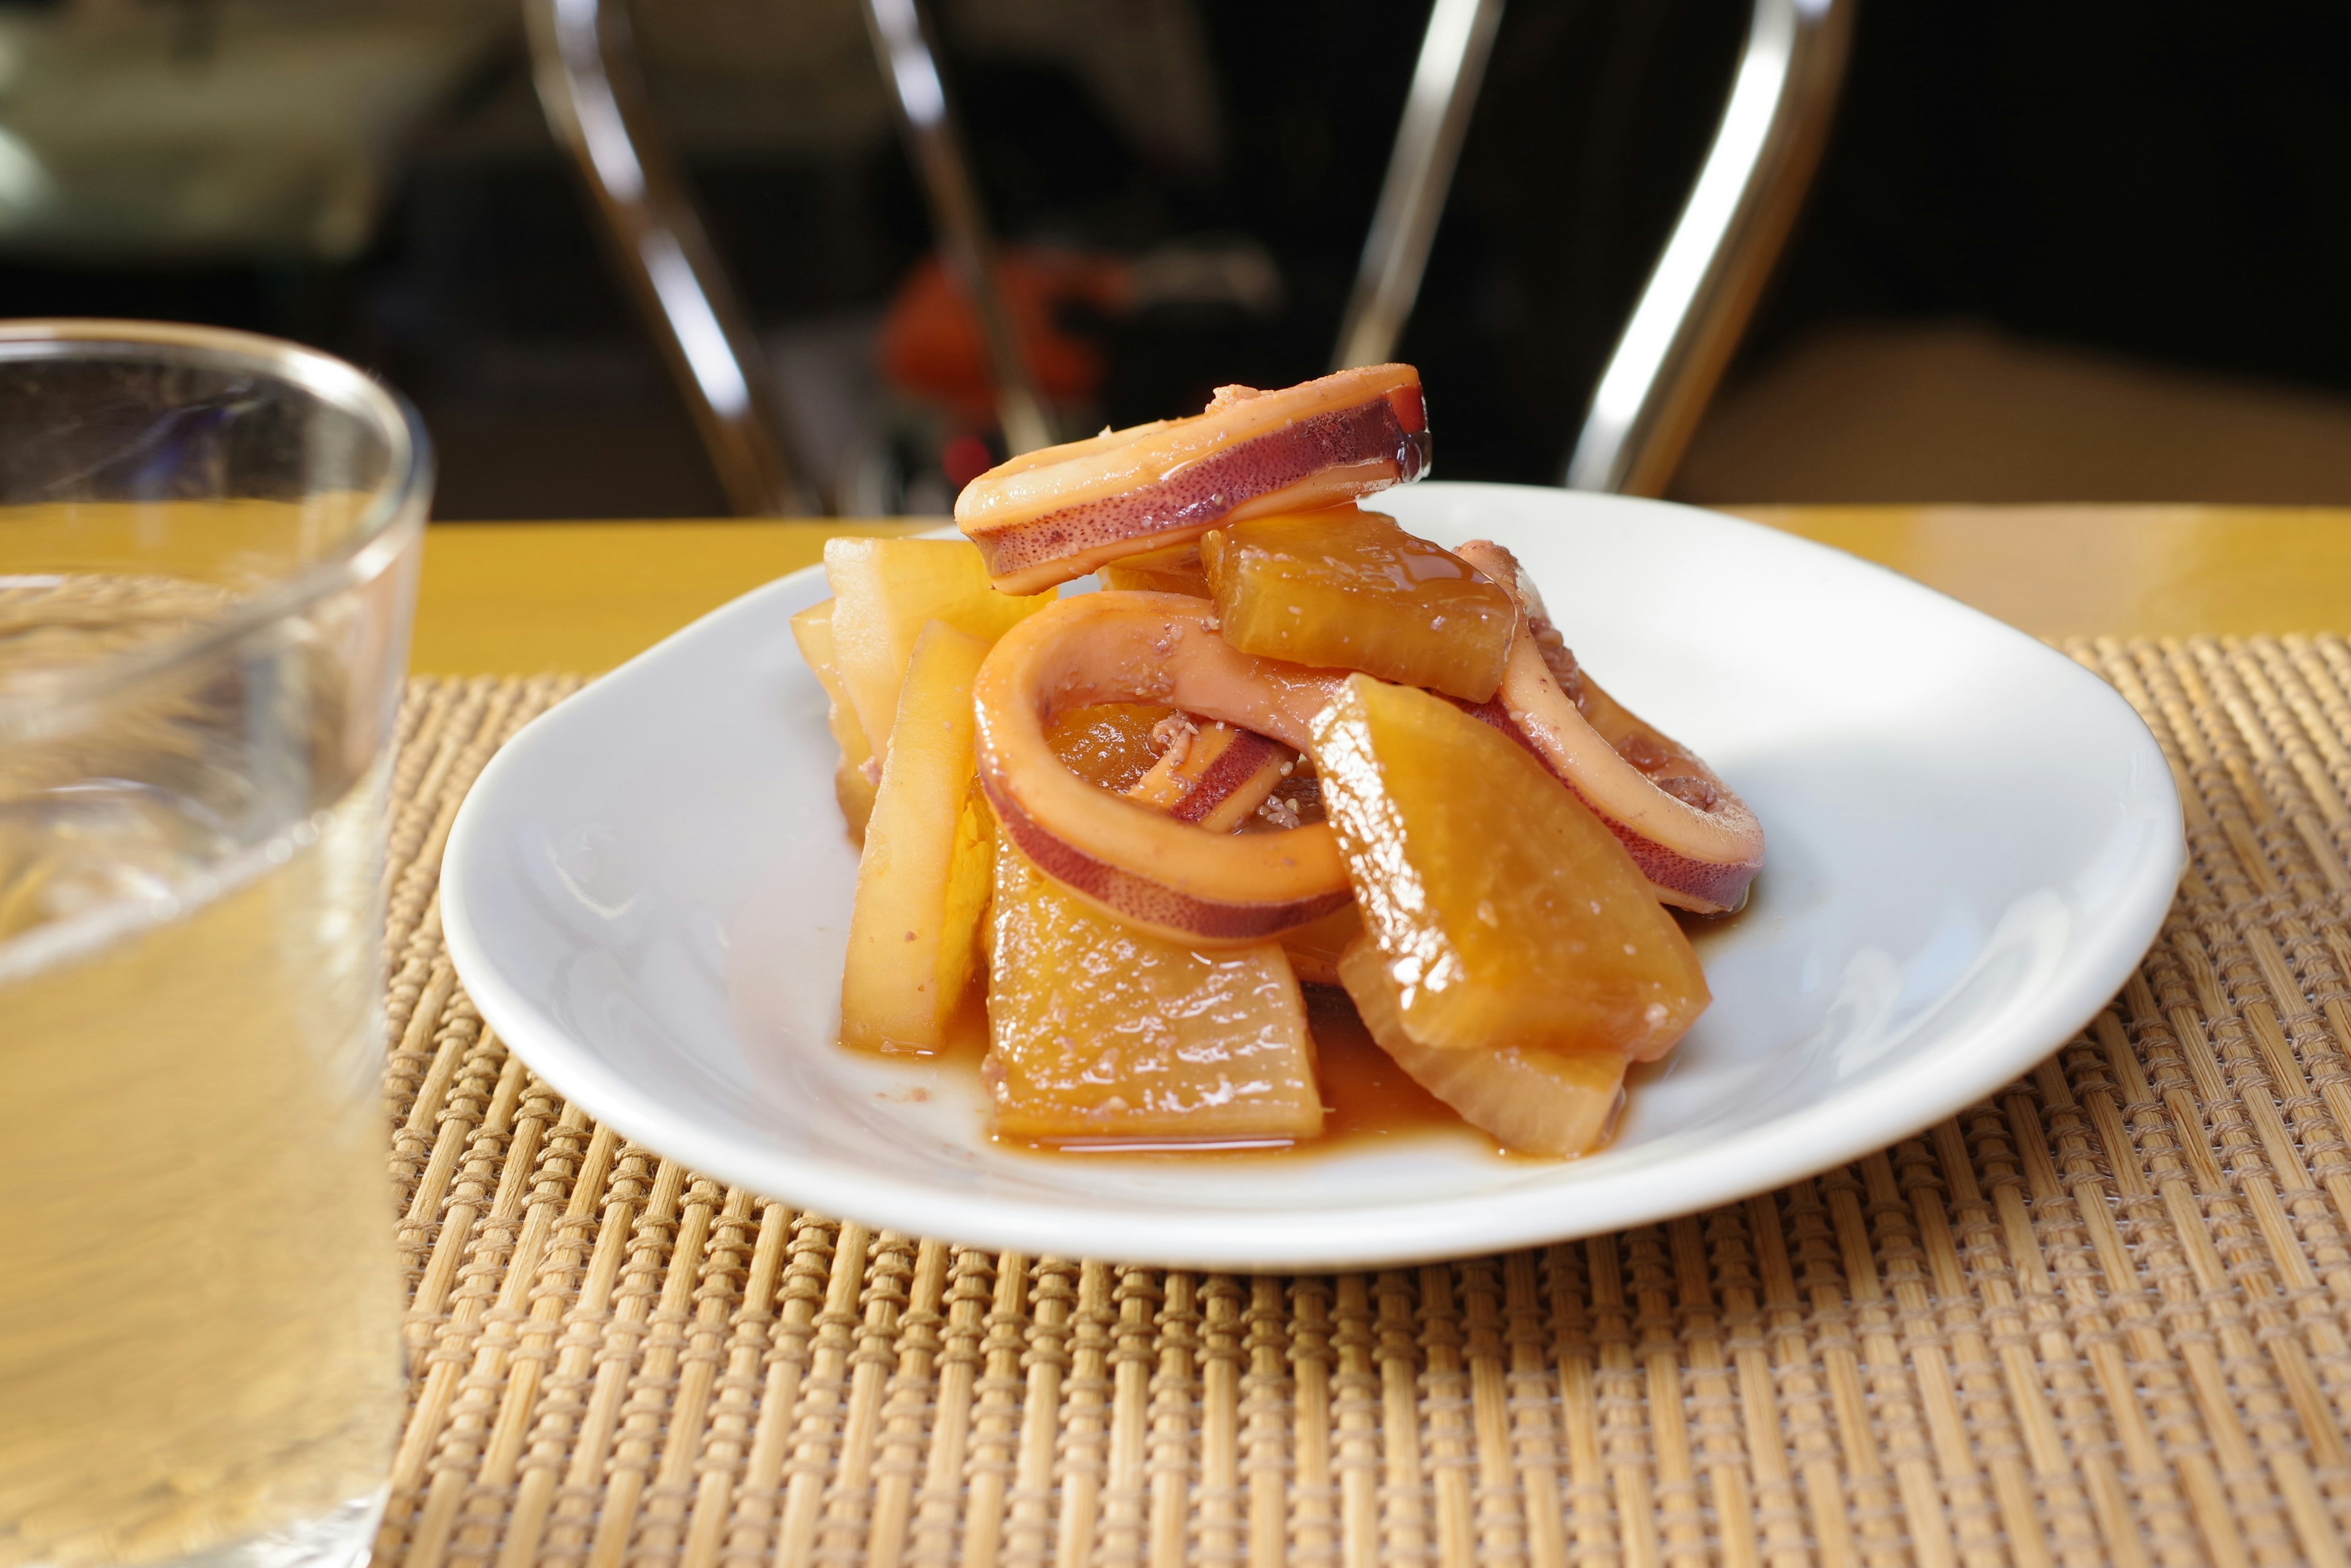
[0,321,427,1568]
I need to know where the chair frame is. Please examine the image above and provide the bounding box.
[1330,0,1507,377]
[1561,0,1853,495]
[527,0,1851,509]
[857,0,1056,456]
[523,0,816,514]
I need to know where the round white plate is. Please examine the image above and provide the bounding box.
[441,482,2182,1270]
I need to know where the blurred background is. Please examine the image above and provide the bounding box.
[4,0,2345,518]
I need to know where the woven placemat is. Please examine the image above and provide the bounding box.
[372,639,2351,1568]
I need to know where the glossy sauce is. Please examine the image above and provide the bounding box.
[1676,877,1758,951]
[1299,985,1483,1149]
[1041,702,1171,792]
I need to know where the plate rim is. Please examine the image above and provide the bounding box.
[442,483,2184,1270]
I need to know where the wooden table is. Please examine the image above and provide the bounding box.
[408,505,2351,672]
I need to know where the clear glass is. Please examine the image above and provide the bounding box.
[0,322,427,1568]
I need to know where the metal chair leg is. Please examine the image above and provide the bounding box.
[524,0,818,514]
[1332,0,1507,373]
[1564,0,1853,495]
[859,0,1056,456]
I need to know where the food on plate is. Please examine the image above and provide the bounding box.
[824,536,1052,756]
[838,621,997,1054]
[984,838,1324,1143]
[787,599,878,839]
[1313,675,1708,1061]
[1453,541,1763,913]
[1098,540,1211,597]
[954,363,1431,594]
[1340,940,1625,1158]
[1125,718,1293,831]
[1199,507,1513,702]
[1045,702,1170,790]
[800,366,1756,1157]
[1277,900,1361,987]
[972,591,1352,944]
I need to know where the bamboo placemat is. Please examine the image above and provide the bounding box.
[373,639,2351,1568]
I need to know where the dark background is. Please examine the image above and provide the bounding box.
[6,0,2345,516]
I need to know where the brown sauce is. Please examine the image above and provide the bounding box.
[1676,874,1759,951]
[1300,985,1487,1150]
[1042,702,1171,792]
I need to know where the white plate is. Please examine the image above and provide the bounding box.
[441,482,2182,1270]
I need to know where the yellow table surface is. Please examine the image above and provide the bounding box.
[409,505,2351,674]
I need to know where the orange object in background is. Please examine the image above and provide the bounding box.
[878,247,1130,429]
